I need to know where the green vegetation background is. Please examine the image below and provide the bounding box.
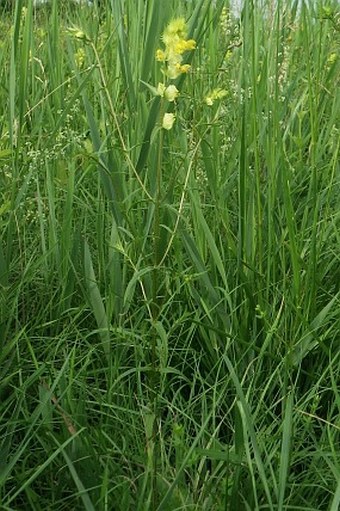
[0,0,339,509]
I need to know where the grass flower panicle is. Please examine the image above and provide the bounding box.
[66,26,90,43]
[74,47,86,68]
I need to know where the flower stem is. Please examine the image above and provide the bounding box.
[150,99,165,509]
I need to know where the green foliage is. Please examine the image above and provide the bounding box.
[0,0,339,509]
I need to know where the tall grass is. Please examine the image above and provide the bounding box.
[0,0,339,509]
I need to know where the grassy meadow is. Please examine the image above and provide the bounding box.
[0,0,339,509]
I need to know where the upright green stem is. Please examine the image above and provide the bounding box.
[151,110,164,319]
[151,98,165,369]
[150,99,165,510]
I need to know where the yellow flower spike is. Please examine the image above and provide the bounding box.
[162,113,176,130]
[155,18,196,79]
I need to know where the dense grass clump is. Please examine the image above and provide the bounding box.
[0,0,339,509]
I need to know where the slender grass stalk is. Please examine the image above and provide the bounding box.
[89,40,152,200]
[149,100,165,511]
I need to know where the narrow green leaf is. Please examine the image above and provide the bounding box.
[51,436,96,511]
[83,239,110,355]
[223,354,274,510]
[292,294,339,366]
[278,392,294,510]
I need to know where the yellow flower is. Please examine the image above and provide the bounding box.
[186,39,196,50]
[163,17,187,45]
[175,39,196,54]
[167,63,182,79]
[162,113,176,130]
[156,82,166,96]
[328,53,337,64]
[167,62,191,79]
[164,84,179,102]
[204,88,228,106]
[156,49,166,62]
[167,17,187,35]
[156,83,179,101]
[178,64,191,74]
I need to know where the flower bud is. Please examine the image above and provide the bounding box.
[162,113,176,130]
[164,85,179,102]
